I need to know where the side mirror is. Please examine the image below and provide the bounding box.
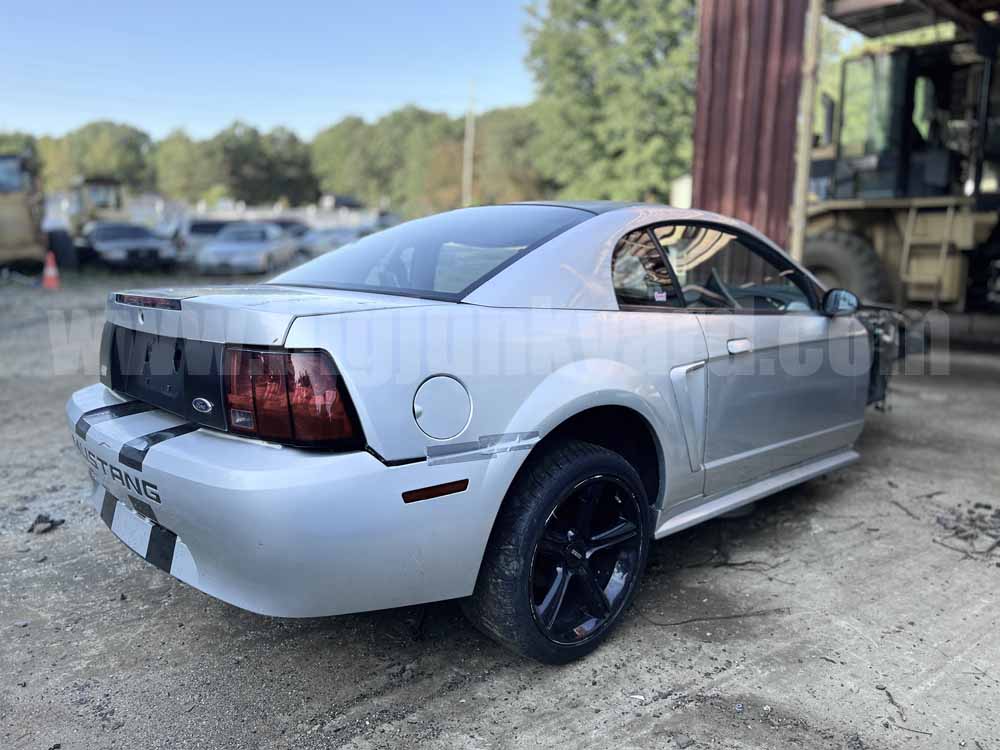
[822,288,860,317]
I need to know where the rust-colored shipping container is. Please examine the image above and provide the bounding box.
[691,0,808,248]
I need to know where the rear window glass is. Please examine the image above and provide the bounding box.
[269,205,589,299]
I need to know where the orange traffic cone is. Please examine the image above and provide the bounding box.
[42,251,61,290]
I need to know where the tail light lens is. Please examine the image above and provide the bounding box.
[224,348,363,449]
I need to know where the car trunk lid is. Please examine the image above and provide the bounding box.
[101,284,443,430]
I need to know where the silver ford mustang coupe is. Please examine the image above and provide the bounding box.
[66,202,901,663]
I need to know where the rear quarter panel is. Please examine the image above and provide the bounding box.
[285,304,708,508]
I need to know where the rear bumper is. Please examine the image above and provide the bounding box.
[66,383,510,617]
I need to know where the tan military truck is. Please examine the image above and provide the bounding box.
[65,175,130,262]
[0,151,48,270]
[806,36,1000,312]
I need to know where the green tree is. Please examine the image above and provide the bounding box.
[65,120,154,189]
[311,116,375,200]
[264,127,319,206]
[367,106,459,214]
[526,0,697,201]
[476,105,550,204]
[37,136,75,191]
[391,110,463,216]
[155,129,221,202]
[208,122,273,204]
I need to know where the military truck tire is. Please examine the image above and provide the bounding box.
[804,231,887,302]
[966,240,1000,312]
[47,230,79,271]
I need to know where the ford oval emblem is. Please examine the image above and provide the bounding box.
[191,397,213,414]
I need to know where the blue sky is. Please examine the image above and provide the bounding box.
[2,1,537,139]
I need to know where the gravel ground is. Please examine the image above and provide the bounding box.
[1,269,998,750]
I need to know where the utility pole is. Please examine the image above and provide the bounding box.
[789,0,823,262]
[462,82,476,207]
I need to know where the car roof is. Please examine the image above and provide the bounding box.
[225,221,275,228]
[511,200,647,215]
[93,221,146,230]
[465,204,800,310]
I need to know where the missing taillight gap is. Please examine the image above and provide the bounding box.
[223,347,362,449]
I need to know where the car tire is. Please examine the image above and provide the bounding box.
[463,440,650,664]
[804,230,888,302]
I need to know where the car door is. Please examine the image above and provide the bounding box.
[652,223,869,496]
[609,228,709,506]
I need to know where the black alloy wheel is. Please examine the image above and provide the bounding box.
[530,475,643,645]
[464,440,651,663]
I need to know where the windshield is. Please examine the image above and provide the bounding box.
[219,225,269,242]
[84,183,120,209]
[0,157,25,193]
[93,224,153,241]
[189,220,229,235]
[270,205,589,299]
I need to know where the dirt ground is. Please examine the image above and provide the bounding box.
[1,269,998,750]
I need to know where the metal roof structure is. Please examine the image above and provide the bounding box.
[825,0,1000,37]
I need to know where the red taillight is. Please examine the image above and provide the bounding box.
[224,348,361,448]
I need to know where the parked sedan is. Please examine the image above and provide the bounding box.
[88,222,177,268]
[66,202,903,663]
[196,221,297,274]
[177,218,232,263]
[301,226,362,256]
[272,218,311,253]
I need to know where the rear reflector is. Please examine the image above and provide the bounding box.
[224,348,363,448]
[402,479,469,503]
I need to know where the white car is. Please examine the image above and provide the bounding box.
[88,222,178,268]
[177,218,232,264]
[66,202,901,663]
[196,221,297,274]
[301,226,362,256]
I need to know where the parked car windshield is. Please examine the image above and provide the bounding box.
[219,225,269,242]
[0,157,25,192]
[92,224,154,241]
[189,220,230,235]
[270,205,589,299]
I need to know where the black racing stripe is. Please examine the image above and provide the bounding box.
[75,401,156,439]
[145,525,177,572]
[119,423,200,471]
[129,496,158,524]
[100,491,117,528]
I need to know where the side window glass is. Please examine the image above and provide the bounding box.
[653,225,812,312]
[611,229,683,308]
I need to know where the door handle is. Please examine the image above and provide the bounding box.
[727,338,752,355]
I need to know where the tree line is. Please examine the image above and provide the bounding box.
[3,0,699,218]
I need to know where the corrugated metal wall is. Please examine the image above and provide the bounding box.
[691,0,808,248]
